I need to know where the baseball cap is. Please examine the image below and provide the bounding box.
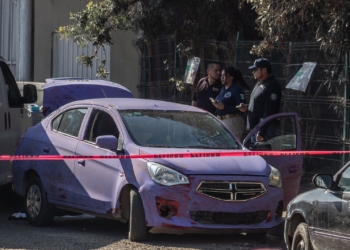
[248,58,271,70]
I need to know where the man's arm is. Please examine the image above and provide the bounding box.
[192,80,200,106]
[237,104,248,112]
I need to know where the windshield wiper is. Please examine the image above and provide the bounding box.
[183,145,213,148]
[181,145,238,149]
[143,144,173,148]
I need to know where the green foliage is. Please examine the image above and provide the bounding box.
[59,0,350,80]
[249,0,350,57]
[58,0,254,79]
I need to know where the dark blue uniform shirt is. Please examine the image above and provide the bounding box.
[215,83,246,116]
[247,75,282,136]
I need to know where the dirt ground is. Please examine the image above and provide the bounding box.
[0,185,287,250]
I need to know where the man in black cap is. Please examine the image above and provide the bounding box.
[237,58,281,142]
[192,62,222,115]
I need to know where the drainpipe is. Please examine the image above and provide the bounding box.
[18,0,33,81]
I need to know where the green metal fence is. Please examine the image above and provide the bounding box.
[136,38,350,192]
[235,41,348,191]
[135,39,232,104]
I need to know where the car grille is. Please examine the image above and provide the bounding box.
[196,181,266,201]
[190,211,268,225]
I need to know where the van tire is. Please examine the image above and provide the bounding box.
[25,177,55,226]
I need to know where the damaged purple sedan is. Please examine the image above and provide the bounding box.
[13,98,302,241]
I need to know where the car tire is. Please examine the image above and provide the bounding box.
[128,188,148,242]
[291,222,311,250]
[25,177,55,226]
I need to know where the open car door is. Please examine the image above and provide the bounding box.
[243,112,302,210]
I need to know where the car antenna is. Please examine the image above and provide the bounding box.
[102,89,107,98]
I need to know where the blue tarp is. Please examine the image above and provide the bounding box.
[43,78,133,115]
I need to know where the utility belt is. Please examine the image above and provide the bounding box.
[217,114,238,120]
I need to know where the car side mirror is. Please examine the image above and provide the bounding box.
[313,174,333,189]
[96,135,118,151]
[22,84,37,103]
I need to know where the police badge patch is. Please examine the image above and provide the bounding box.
[224,92,231,98]
[270,93,277,100]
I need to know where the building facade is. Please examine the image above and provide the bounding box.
[0,0,139,96]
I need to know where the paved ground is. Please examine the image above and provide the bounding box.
[0,185,287,250]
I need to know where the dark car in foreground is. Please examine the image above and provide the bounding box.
[13,98,302,241]
[284,162,350,250]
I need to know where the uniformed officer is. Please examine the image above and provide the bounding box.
[192,62,222,115]
[238,58,282,142]
[212,67,247,141]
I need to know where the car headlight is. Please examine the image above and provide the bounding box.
[268,165,282,187]
[147,162,190,186]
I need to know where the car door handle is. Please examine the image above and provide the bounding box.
[43,147,50,153]
[78,159,85,166]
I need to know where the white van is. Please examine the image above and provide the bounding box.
[0,57,37,186]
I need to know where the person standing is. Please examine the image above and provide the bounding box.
[192,62,222,115]
[238,58,282,142]
[212,67,248,141]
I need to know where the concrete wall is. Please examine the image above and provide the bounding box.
[0,0,19,78]
[110,30,139,97]
[33,0,139,96]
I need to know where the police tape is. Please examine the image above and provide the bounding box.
[0,150,349,160]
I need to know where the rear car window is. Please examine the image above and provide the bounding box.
[52,108,87,137]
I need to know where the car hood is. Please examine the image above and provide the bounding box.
[139,147,270,176]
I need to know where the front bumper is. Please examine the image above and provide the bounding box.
[140,174,283,232]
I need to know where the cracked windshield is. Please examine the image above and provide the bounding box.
[120,110,241,149]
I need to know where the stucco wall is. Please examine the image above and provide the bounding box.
[110,31,139,97]
[34,0,139,96]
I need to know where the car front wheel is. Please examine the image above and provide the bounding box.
[128,188,148,241]
[291,222,311,250]
[25,176,55,226]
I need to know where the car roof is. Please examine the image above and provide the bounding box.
[66,98,207,112]
[43,78,131,92]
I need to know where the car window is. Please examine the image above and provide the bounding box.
[119,110,240,149]
[337,167,350,192]
[244,116,297,151]
[52,108,87,137]
[84,109,119,143]
[0,61,23,108]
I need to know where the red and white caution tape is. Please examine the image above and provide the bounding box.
[0,150,348,161]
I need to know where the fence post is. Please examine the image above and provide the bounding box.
[343,51,350,166]
[233,31,240,67]
[173,37,177,103]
